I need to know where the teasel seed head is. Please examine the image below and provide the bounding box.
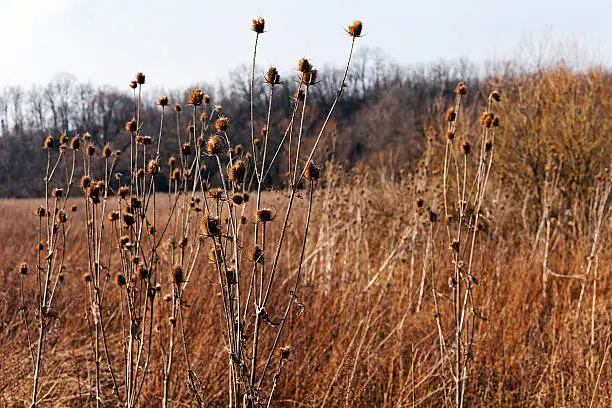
[229,160,247,183]
[304,161,320,181]
[252,17,265,34]
[492,116,500,127]
[119,235,131,249]
[173,104,182,112]
[35,207,47,217]
[125,119,137,132]
[115,274,126,286]
[85,145,95,156]
[242,192,250,203]
[181,143,192,156]
[69,136,80,150]
[301,69,318,86]
[207,135,224,155]
[43,135,54,149]
[129,80,138,89]
[201,215,222,237]
[108,211,120,221]
[461,141,471,155]
[490,90,501,102]
[189,88,204,106]
[234,144,243,155]
[240,215,247,225]
[249,246,264,264]
[129,195,141,209]
[208,188,223,200]
[164,293,172,302]
[427,209,438,223]
[123,211,136,226]
[209,245,222,263]
[455,82,468,95]
[83,132,92,141]
[450,239,460,252]
[298,58,312,73]
[158,95,169,107]
[171,168,181,180]
[59,132,67,144]
[256,209,274,223]
[169,264,184,284]
[102,145,112,158]
[56,210,67,223]
[136,264,149,280]
[200,112,207,122]
[52,188,64,198]
[83,273,92,282]
[446,131,455,141]
[348,20,363,37]
[19,263,28,275]
[168,156,176,168]
[485,139,493,152]
[71,204,77,212]
[266,67,281,85]
[445,109,456,122]
[117,186,129,199]
[279,345,292,360]
[215,116,230,133]
[230,193,244,205]
[445,215,453,225]
[147,159,160,175]
[416,197,424,208]
[136,72,145,85]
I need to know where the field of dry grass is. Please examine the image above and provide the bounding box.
[0,18,610,408]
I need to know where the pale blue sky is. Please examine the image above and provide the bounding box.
[0,0,610,90]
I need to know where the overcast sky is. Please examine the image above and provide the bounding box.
[0,0,610,90]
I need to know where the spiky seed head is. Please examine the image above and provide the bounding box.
[292,89,305,102]
[348,20,363,37]
[123,211,135,226]
[108,211,119,221]
[209,245,222,263]
[115,274,126,286]
[59,132,67,144]
[35,207,47,217]
[119,235,130,248]
[71,204,77,212]
[52,188,64,198]
[301,70,318,86]
[208,188,223,200]
[249,246,264,263]
[129,196,142,209]
[56,210,67,223]
[416,197,424,208]
[169,264,184,284]
[158,95,169,107]
[207,135,224,155]
[485,139,493,152]
[117,186,129,199]
[450,239,460,252]
[201,215,222,237]
[136,72,145,85]
[171,168,181,180]
[136,264,149,280]
[492,116,500,127]
[200,112,207,122]
[168,156,176,168]
[298,58,312,73]
[428,209,438,223]
[490,90,501,102]
[229,160,247,183]
[445,215,453,225]
[147,159,160,175]
[83,273,92,282]
[304,161,320,181]
[83,132,92,141]
[125,119,137,132]
[215,116,230,133]
[266,67,281,85]
[455,82,468,95]
[234,144,243,155]
[164,293,172,302]
[240,216,247,225]
[19,263,28,275]
[102,145,112,158]
[230,193,244,205]
[181,143,192,156]
[70,136,80,150]
[461,141,471,155]
[279,345,292,360]
[43,135,54,149]
[242,192,250,203]
[256,209,274,223]
[173,104,182,112]
[252,17,265,33]
[129,80,138,89]
[445,109,456,122]
[189,88,204,106]
[86,145,95,156]
[446,131,455,140]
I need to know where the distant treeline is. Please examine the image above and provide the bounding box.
[0,49,609,197]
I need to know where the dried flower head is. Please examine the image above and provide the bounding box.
[108,211,120,221]
[490,90,501,102]
[86,145,95,156]
[200,112,207,122]
[129,80,138,89]
[242,192,250,203]
[102,145,112,158]
[115,274,126,286]
[485,139,493,152]
[256,209,274,223]
[230,193,244,205]
[173,104,182,112]
[428,209,438,223]
[70,136,80,150]
[43,135,54,149]
[445,109,456,122]
[215,116,230,133]
[189,88,204,106]
[171,168,181,180]
[301,69,318,86]
[181,143,191,155]
[446,131,455,141]
[147,159,160,175]
[249,246,264,263]
[19,263,28,275]
[119,235,130,248]
[416,197,424,208]
[266,67,281,85]
[304,161,320,181]
[348,20,363,37]
[35,207,47,217]
[123,211,136,226]
[117,186,129,199]
[252,17,265,33]
[136,72,145,85]
[292,89,305,102]
[136,264,149,280]
[56,210,67,223]
[83,273,92,282]
[298,58,312,73]
[461,141,471,155]
[207,135,224,155]
[83,132,92,141]
[168,156,176,168]
[158,95,169,107]
[456,82,468,95]
[201,215,222,237]
[169,264,184,284]
[229,160,247,183]
[52,188,64,198]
